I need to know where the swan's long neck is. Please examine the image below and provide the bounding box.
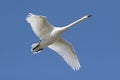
[53,15,91,36]
[63,15,91,30]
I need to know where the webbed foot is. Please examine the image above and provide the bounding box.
[31,40,44,54]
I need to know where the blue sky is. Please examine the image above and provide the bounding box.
[0,0,120,80]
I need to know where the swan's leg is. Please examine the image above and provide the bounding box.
[32,43,40,51]
[31,40,44,53]
[37,40,44,51]
[38,40,44,51]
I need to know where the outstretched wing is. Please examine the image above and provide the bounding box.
[26,13,53,39]
[48,37,81,71]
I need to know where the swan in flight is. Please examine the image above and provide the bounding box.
[26,13,91,71]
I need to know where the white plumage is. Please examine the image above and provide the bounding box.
[26,13,91,71]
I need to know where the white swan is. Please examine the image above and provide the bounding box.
[26,13,91,71]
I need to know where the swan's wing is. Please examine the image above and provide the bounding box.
[48,37,81,71]
[26,13,53,39]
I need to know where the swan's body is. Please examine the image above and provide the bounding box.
[26,13,91,71]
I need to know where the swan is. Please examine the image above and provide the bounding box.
[26,13,91,71]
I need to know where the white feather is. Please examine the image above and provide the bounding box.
[26,13,91,71]
[48,37,80,70]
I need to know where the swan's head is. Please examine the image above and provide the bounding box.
[26,13,47,24]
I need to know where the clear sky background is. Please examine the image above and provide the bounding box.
[0,0,120,80]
